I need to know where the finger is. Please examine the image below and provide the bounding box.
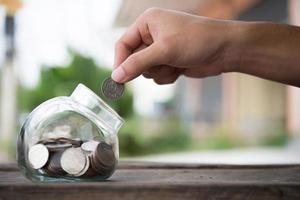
[143,65,183,79]
[145,65,164,74]
[142,65,165,79]
[132,44,150,79]
[142,72,153,79]
[113,15,153,69]
[113,23,142,69]
[112,44,163,83]
[133,43,148,53]
[183,65,221,78]
[153,73,180,85]
[148,65,176,78]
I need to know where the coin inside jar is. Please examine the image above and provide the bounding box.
[81,140,99,153]
[55,137,82,147]
[101,77,124,100]
[95,142,116,167]
[28,144,49,169]
[44,151,66,176]
[60,147,89,176]
[45,143,72,152]
[91,142,116,175]
[74,156,90,177]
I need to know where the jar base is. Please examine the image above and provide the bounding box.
[26,173,114,183]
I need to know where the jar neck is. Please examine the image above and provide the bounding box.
[70,84,124,134]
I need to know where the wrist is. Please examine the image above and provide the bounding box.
[221,21,250,73]
[222,21,285,74]
[219,20,300,86]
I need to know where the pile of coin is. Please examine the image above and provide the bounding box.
[28,137,116,178]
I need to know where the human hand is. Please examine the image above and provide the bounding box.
[112,8,237,84]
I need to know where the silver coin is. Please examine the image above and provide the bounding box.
[45,143,72,152]
[90,141,116,176]
[45,151,66,176]
[28,144,49,169]
[55,137,82,147]
[93,142,116,168]
[82,163,98,177]
[74,154,90,177]
[101,77,124,100]
[60,147,89,176]
[81,140,99,153]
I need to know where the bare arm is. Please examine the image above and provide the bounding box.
[227,22,300,86]
[112,8,300,87]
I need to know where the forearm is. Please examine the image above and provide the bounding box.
[224,21,300,87]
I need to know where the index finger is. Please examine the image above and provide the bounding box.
[113,22,142,69]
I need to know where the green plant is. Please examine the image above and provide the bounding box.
[260,129,288,147]
[18,51,133,118]
[145,119,191,154]
[118,116,145,156]
[119,116,192,156]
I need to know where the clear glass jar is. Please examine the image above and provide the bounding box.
[17,83,124,182]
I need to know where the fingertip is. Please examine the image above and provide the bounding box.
[111,66,126,83]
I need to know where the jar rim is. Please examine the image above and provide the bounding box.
[70,83,124,133]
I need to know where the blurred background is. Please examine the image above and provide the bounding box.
[0,0,299,164]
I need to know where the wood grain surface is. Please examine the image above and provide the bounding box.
[0,162,299,200]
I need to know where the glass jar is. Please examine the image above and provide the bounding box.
[17,83,124,182]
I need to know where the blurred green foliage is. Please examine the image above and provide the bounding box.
[18,51,133,118]
[119,116,192,156]
[259,129,289,146]
[193,133,245,150]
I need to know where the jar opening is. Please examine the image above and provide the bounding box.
[70,84,124,134]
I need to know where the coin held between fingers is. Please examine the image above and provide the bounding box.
[101,77,124,100]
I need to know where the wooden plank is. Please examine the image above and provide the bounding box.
[3,161,300,170]
[0,163,299,200]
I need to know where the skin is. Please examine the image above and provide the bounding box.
[112,8,300,87]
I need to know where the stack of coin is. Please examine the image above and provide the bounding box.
[28,137,116,178]
[44,151,66,176]
[40,137,82,148]
[91,142,116,175]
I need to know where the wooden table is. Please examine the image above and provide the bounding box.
[0,162,300,200]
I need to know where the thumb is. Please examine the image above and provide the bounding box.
[111,44,163,83]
